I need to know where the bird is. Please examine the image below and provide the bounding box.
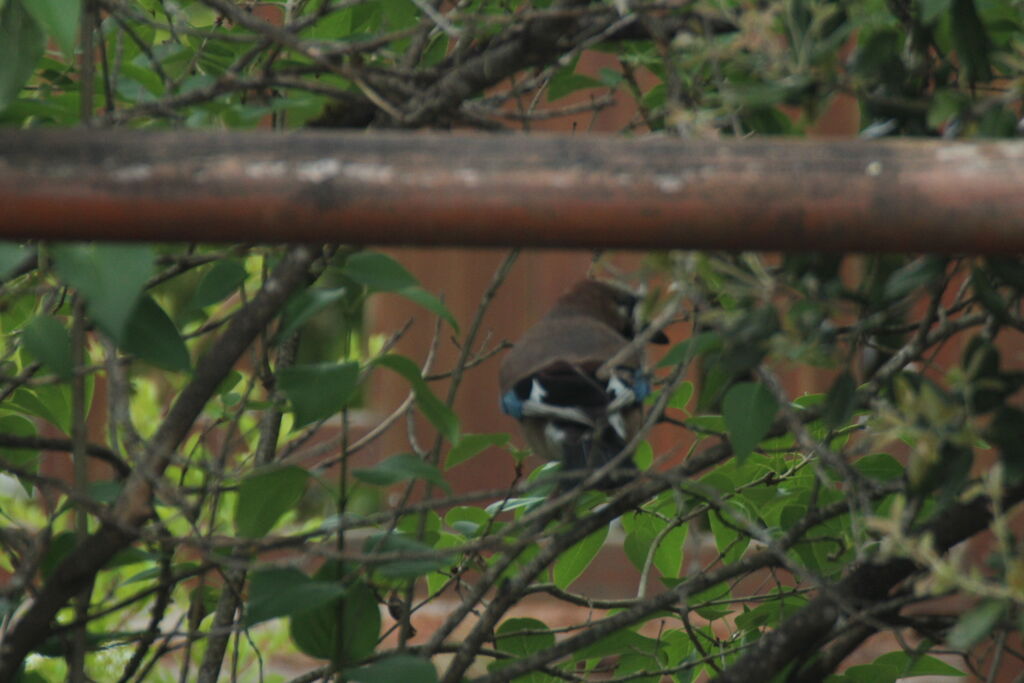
[499,279,668,489]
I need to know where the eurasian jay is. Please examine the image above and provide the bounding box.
[499,280,668,488]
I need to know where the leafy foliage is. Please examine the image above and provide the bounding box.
[1,0,1023,682]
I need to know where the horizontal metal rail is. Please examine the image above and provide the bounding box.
[1,129,1022,252]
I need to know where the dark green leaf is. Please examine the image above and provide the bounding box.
[882,257,945,301]
[188,259,247,311]
[823,372,857,429]
[363,532,452,578]
[122,295,191,372]
[657,332,722,367]
[21,0,79,58]
[278,361,360,428]
[947,599,1006,649]
[971,267,1010,324]
[275,287,348,343]
[722,382,778,463]
[853,453,903,482]
[50,243,155,343]
[343,251,419,291]
[347,655,438,683]
[246,567,347,626]
[354,453,451,493]
[290,578,379,664]
[0,242,31,279]
[0,0,45,111]
[21,315,72,379]
[873,651,965,676]
[0,414,38,493]
[950,0,992,84]
[445,433,508,469]
[374,355,458,443]
[395,286,459,333]
[920,0,953,22]
[553,525,608,590]
[985,258,1024,291]
[234,465,309,538]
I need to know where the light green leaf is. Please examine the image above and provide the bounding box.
[50,243,155,343]
[0,0,44,111]
[347,655,438,683]
[21,315,72,379]
[374,355,458,443]
[21,0,80,58]
[122,295,191,372]
[722,382,778,463]
[234,465,309,538]
[354,453,451,493]
[445,433,508,469]
[278,361,360,428]
[246,567,347,626]
[553,525,608,590]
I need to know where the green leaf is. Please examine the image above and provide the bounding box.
[341,252,457,331]
[0,242,31,279]
[926,89,968,130]
[493,616,555,655]
[395,286,459,333]
[950,0,992,84]
[188,259,247,311]
[920,0,953,22]
[290,577,379,664]
[722,382,778,464]
[657,332,722,367]
[374,355,458,443]
[822,371,857,429]
[122,295,191,372]
[548,71,603,101]
[445,433,508,469]
[971,267,1010,323]
[347,655,438,683]
[873,651,965,676]
[947,599,1007,650]
[553,525,608,590]
[363,533,452,578]
[278,361,360,428]
[50,243,155,343]
[343,251,419,291]
[882,256,945,301]
[246,567,347,626]
[853,453,903,482]
[0,0,44,112]
[0,414,38,493]
[354,453,451,493]
[21,0,79,58]
[234,465,309,538]
[21,315,72,379]
[274,287,348,343]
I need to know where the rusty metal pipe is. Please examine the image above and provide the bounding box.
[1,129,1022,252]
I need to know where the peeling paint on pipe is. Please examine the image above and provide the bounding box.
[1,129,1022,253]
